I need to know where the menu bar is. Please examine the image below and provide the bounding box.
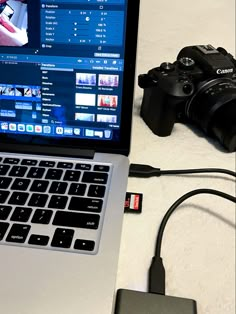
[0,54,124,71]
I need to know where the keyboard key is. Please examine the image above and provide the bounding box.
[8,192,29,205]
[53,211,100,229]
[28,193,48,207]
[0,222,9,240]
[31,209,53,224]
[63,170,81,182]
[0,177,12,189]
[94,165,110,172]
[10,207,32,222]
[51,228,74,249]
[9,166,27,177]
[49,182,68,194]
[0,205,12,220]
[57,162,73,169]
[45,169,63,180]
[28,234,49,246]
[54,228,74,238]
[51,235,73,248]
[75,163,91,170]
[6,223,30,243]
[21,159,38,166]
[27,167,45,179]
[82,172,108,184]
[88,185,106,198]
[11,178,31,191]
[3,158,20,164]
[39,160,55,167]
[0,190,10,203]
[30,180,49,192]
[69,197,103,213]
[68,183,86,196]
[74,239,95,251]
[0,164,10,176]
[48,195,68,209]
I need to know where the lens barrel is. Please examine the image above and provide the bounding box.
[185,78,236,152]
[211,100,236,152]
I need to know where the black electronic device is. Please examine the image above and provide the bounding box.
[138,44,236,152]
[115,289,197,314]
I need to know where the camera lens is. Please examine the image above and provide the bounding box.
[185,78,236,152]
[211,100,236,152]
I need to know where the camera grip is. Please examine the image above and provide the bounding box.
[140,87,177,136]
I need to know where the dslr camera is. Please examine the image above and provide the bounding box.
[139,44,236,152]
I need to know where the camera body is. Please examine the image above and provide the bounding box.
[139,44,236,151]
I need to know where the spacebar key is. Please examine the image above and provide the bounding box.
[52,211,100,230]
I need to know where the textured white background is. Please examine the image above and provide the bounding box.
[116,1,236,314]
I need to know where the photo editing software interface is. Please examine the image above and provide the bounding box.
[0,0,128,141]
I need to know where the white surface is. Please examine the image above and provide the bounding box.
[116,1,236,314]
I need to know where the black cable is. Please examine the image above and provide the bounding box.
[155,188,236,257]
[149,188,236,295]
[129,163,236,178]
[160,168,236,177]
[129,164,236,295]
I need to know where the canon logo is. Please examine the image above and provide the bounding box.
[216,68,234,74]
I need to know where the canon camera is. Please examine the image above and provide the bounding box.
[138,44,236,152]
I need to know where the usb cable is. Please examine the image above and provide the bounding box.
[129,163,236,178]
[148,189,236,295]
[128,163,236,295]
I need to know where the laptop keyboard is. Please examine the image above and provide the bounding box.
[0,155,112,254]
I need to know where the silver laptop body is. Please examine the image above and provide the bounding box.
[0,0,140,313]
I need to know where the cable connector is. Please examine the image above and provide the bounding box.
[148,256,166,295]
[129,163,161,178]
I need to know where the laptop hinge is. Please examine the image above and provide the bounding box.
[0,143,95,159]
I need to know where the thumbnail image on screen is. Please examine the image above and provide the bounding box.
[75,112,95,122]
[97,95,118,108]
[0,0,28,47]
[0,84,41,98]
[76,73,96,86]
[75,93,96,107]
[97,114,117,123]
[98,74,119,87]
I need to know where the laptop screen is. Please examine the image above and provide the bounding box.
[0,0,139,154]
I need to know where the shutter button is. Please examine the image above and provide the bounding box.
[160,62,175,72]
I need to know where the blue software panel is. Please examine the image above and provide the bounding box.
[41,8,124,46]
[0,54,124,71]
[42,0,125,4]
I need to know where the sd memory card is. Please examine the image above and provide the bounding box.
[124,192,143,214]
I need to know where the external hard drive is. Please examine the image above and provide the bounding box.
[115,289,197,314]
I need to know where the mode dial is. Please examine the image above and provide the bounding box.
[178,57,195,70]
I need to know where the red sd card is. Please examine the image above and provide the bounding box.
[124,192,143,214]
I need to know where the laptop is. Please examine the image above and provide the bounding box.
[0,0,140,313]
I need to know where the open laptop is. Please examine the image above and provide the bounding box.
[0,0,140,313]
